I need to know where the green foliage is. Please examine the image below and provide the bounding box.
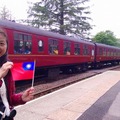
[115,40,120,47]
[27,0,92,36]
[93,30,119,46]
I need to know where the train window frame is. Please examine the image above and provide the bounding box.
[74,43,80,55]
[110,50,112,56]
[38,40,44,52]
[48,38,59,55]
[14,32,32,54]
[99,48,103,56]
[83,45,89,55]
[64,41,71,55]
[111,50,113,56]
[107,49,110,56]
[103,48,106,56]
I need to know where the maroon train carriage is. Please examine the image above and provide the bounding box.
[0,20,95,80]
[94,43,120,68]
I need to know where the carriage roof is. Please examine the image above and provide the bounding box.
[0,20,94,45]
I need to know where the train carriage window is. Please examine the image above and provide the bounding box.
[38,40,44,52]
[111,51,113,56]
[115,50,117,56]
[19,34,23,40]
[107,50,110,56]
[103,48,106,56]
[24,35,28,40]
[49,39,58,55]
[107,50,109,56]
[14,33,19,40]
[110,50,112,56]
[99,48,103,55]
[83,45,89,55]
[74,43,80,55]
[113,50,115,56]
[112,50,114,56]
[14,33,32,54]
[117,51,119,56]
[64,41,71,55]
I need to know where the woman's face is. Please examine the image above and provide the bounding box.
[0,33,7,57]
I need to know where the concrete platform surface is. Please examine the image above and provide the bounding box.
[14,70,120,120]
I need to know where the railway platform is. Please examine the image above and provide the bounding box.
[14,70,120,120]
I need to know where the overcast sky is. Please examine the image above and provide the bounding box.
[0,0,120,38]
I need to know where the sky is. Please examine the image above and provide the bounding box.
[90,0,120,38]
[0,0,120,38]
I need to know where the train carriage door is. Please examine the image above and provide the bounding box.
[91,48,95,61]
[92,48,95,57]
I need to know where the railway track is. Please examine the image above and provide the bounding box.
[15,65,120,99]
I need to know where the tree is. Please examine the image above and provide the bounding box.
[0,6,12,20]
[93,30,118,46]
[27,0,92,36]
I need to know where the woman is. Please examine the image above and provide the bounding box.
[0,28,34,119]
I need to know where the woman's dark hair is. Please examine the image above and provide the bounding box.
[0,28,8,67]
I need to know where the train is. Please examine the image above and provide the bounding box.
[0,20,120,80]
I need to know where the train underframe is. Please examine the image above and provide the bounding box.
[35,62,91,80]
[94,60,120,69]
[35,60,120,80]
